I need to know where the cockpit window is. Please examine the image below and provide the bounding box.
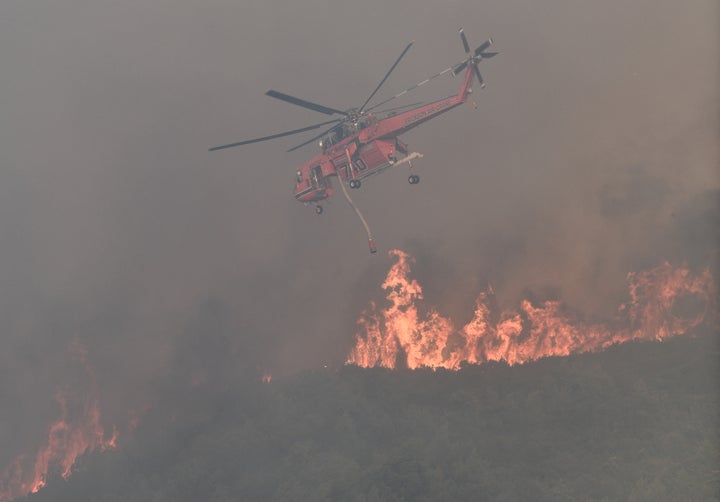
[310,166,325,188]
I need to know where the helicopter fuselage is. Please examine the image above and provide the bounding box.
[209,28,496,252]
[293,64,474,204]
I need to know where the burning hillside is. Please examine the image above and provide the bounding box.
[347,249,715,369]
[0,342,118,501]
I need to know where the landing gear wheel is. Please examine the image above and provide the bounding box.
[315,205,323,215]
[349,179,361,189]
[408,174,420,184]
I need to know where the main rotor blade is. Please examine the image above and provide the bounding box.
[359,42,414,113]
[479,51,498,59]
[459,28,471,53]
[286,122,345,152]
[474,38,493,56]
[265,90,347,116]
[208,118,342,151]
[366,66,456,112]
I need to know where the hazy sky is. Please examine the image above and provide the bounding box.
[0,0,718,476]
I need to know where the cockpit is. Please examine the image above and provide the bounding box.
[317,115,375,150]
[294,164,332,203]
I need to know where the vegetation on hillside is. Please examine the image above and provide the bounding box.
[26,333,719,501]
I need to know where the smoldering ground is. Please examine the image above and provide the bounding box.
[0,0,717,493]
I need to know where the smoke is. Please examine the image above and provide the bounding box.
[0,0,717,497]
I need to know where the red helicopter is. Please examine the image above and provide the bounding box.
[210,29,497,253]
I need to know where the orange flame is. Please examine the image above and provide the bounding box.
[0,344,118,501]
[347,250,715,370]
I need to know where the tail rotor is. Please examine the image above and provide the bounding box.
[453,29,496,88]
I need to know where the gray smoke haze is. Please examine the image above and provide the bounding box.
[0,0,718,487]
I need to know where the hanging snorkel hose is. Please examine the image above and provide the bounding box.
[339,147,376,254]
